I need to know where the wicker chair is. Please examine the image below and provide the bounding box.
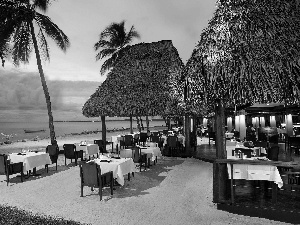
[132,146,147,172]
[45,145,59,171]
[80,161,113,201]
[63,144,83,166]
[139,132,148,146]
[0,154,24,186]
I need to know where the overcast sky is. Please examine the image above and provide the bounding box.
[1,0,217,82]
[0,0,218,122]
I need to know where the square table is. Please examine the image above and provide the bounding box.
[139,146,161,162]
[227,160,283,188]
[93,158,135,186]
[9,152,51,174]
[75,144,99,159]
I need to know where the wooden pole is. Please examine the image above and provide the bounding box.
[130,116,133,134]
[101,115,106,152]
[213,99,228,203]
[193,115,198,153]
[185,114,191,157]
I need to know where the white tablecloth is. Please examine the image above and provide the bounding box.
[227,162,283,188]
[140,146,162,161]
[94,158,135,186]
[9,152,51,173]
[225,132,234,139]
[75,144,99,158]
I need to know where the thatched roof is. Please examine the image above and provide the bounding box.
[82,40,184,117]
[183,0,300,113]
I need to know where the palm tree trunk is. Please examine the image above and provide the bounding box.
[146,115,149,131]
[29,21,56,145]
[185,115,191,156]
[140,116,144,130]
[136,116,141,132]
[101,115,106,152]
[129,116,133,133]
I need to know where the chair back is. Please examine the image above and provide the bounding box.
[46,145,59,164]
[94,139,104,147]
[46,145,59,156]
[63,144,76,158]
[0,154,8,174]
[167,136,178,148]
[234,148,253,158]
[124,135,133,146]
[139,132,148,142]
[132,147,141,163]
[151,135,160,143]
[152,132,160,136]
[163,130,168,135]
[80,162,100,188]
[94,140,107,153]
[281,171,300,188]
[267,146,279,161]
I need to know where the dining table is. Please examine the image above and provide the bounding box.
[119,148,153,168]
[93,157,135,186]
[139,145,161,163]
[111,133,138,149]
[216,158,299,204]
[226,143,266,158]
[75,143,99,159]
[9,152,51,175]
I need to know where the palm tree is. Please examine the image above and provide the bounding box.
[94,20,141,75]
[0,0,70,145]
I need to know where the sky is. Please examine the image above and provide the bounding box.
[0,0,217,122]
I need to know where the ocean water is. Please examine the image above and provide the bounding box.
[0,120,165,142]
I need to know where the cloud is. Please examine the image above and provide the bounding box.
[0,69,100,112]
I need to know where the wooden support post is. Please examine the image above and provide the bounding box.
[185,114,191,157]
[101,115,106,152]
[130,116,133,134]
[213,99,227,203]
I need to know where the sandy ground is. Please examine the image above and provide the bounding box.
[0,131,292,224]
[0,157,290,225]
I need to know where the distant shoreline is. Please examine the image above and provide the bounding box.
[0,125,167,154]
[54,119,165,122]
[0,125,167,149]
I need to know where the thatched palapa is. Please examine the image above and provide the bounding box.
[183,0,300,113]
[83,40,184,118]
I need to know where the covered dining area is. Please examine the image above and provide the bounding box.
[181,0,300,223]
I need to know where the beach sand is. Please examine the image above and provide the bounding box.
[0,128,290,225]
[0,126,166,154]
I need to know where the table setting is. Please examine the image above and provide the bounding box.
[9,150,51,175]
[75,141,99,159]
[89,154,135,186]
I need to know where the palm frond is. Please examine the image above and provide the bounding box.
[94,40,115,51]
[100,57,115,75]
[95,20,140,75]
[35,12,70,52]
[11,21,32,65]
[123,25,140,46]
[95,48,117,61]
